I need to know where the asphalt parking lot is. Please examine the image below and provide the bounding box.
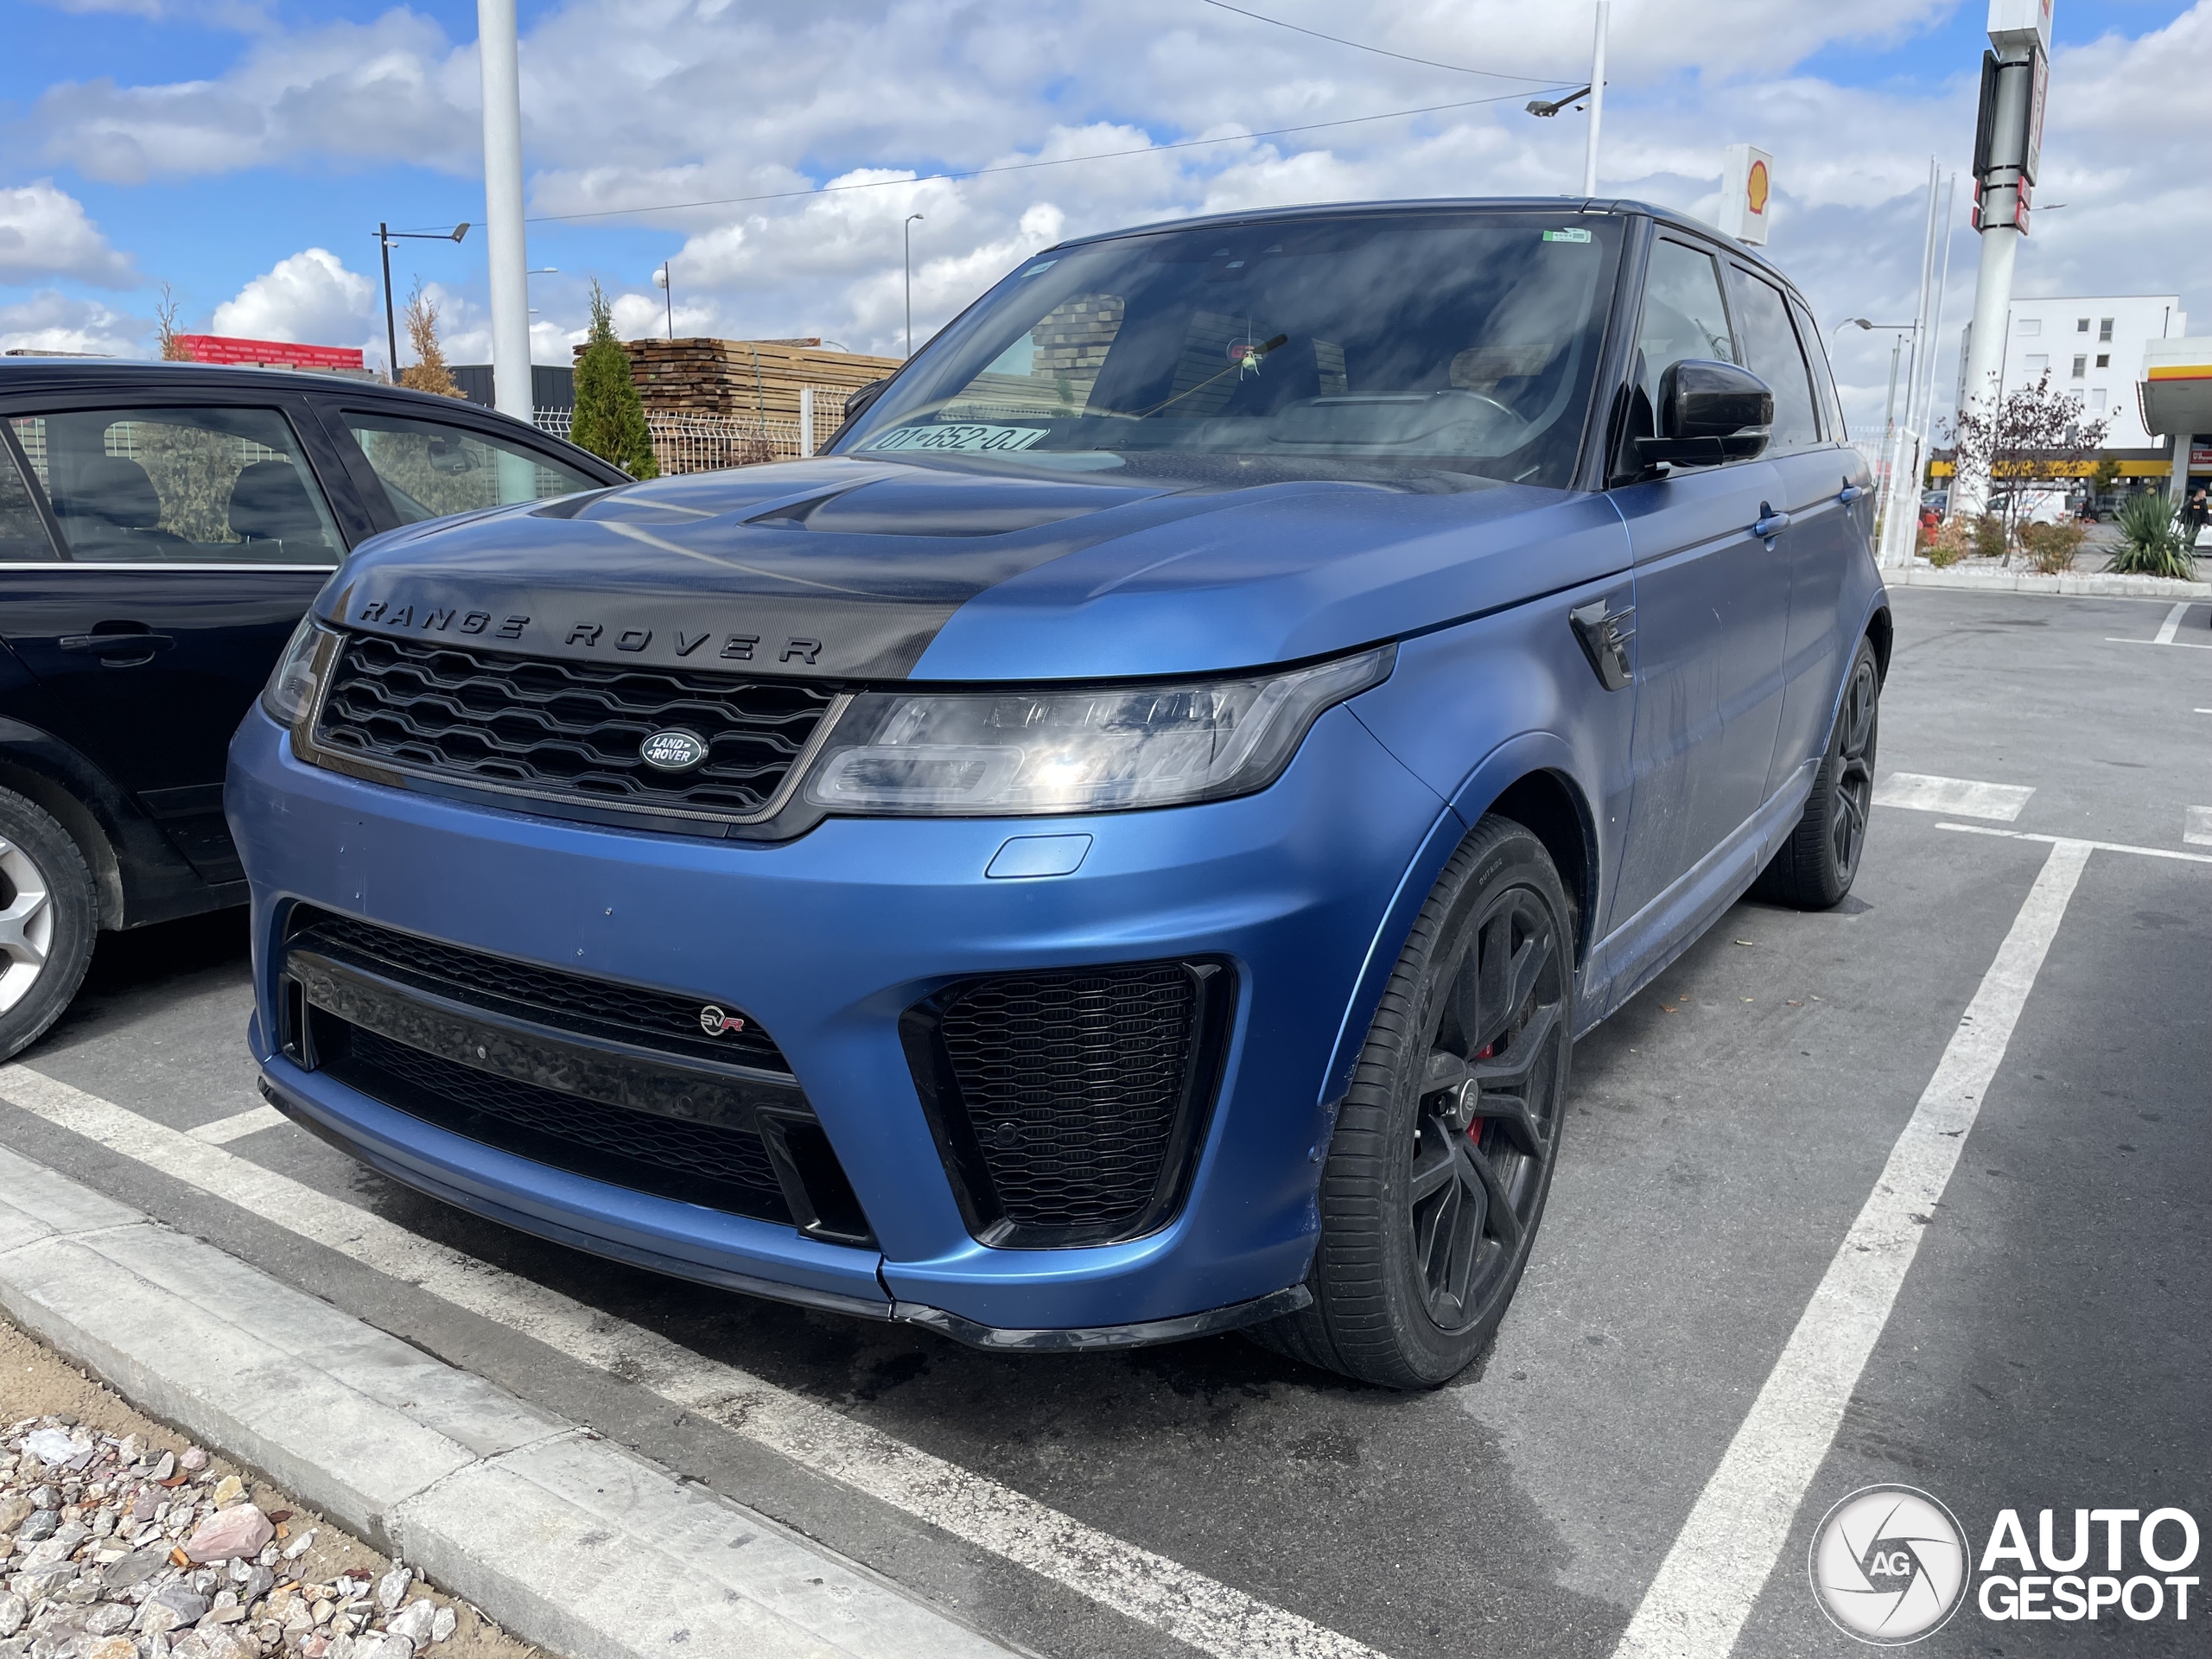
[3,584,2206,1659]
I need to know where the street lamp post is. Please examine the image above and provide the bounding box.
[376,221,470,382]
[1523,3,1609,194]
[652,262,674,340]
[904,214,925,359]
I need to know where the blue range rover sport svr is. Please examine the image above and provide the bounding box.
[230,200,1887,1388]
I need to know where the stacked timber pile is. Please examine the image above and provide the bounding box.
[588,338,903,423]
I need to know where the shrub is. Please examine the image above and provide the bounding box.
[2020,520,2085,574]
[570,280,659,480]
[1974,513,2007,560]
[2110,491,2196,579]
[1924,518,1974,568]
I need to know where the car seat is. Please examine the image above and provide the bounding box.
[54,457,186,558]
[227,459,329,557]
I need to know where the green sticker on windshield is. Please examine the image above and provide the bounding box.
[1542,228,1592,243]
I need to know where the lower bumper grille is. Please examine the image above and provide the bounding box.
[328,1026,795,1222]
[278,910,872,1246]
[901,959,1233,1249]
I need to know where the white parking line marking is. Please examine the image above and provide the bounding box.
[1870,772,2035,822]
[0,1066,1386,1659]
[2106,637,2212,650]
[187,1103,290,1143]
[2182,807,2212,848]
[1611,836,2093,1659]
[2154,601,2189,645]
[1936,821,2212,865]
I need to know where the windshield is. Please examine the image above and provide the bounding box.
[836,211,1623,491]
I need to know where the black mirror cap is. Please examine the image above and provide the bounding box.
[1662,358,1774,439]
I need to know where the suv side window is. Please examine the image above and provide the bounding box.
[1726,269,1821,453]
[341,412,606,524]
[1789,294,1847,442]
[9,407,344,565]
[1637,238,1738,410]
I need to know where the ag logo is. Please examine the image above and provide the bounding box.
[698,1005,746,1037]
[1810,1485,1971,1645]
[639,729,709,772]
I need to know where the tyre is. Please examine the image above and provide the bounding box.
[0,787,99,1063]
[1254,816,1572,1389]
[1753,639,1880,910]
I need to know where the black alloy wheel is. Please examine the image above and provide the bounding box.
[1754,637,1883,910]
[1826,650,1879,886]
[1254,817,1573,1389]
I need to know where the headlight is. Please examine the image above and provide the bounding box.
[262,617,333,726]
[802,645,1393,816]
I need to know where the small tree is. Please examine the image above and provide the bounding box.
[1945,372,2110,558]
[570,280,658,479]
[156,283,189,361]
[397,281,463,397]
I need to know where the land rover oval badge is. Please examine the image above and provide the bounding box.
[639,729,709,772]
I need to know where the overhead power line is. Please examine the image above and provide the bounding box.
[521,86,1578,226]
[1196,0,1573,86]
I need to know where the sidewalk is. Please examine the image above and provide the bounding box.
[0,1142,1014,1659]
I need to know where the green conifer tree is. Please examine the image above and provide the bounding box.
[569,280,659,480]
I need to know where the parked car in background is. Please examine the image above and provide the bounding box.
[232,199,1886,1388]
[0,359,626,1060]
[1986,486,2071,527]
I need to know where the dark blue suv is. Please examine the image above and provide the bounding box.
[232,200,1885,1387]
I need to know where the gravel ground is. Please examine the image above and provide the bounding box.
[0,1319,549,1659]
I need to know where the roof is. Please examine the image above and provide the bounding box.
[2139,337,2212,438]
[1045,195,1799,287]
[0,356,525,421]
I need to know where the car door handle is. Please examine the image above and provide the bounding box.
[1752,504,1792,539]
[60,632,175,664]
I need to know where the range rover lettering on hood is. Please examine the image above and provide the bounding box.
[350,599,827,668]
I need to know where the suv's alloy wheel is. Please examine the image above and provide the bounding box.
[1255,816,1572,1389]
[1754,637,1881,910]
[0,787,99,1062]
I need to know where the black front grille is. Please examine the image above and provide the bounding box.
[314,632,836,820]
[902,960,1232,1249]
[326,1026,793,1223]
[291,906,790,1073]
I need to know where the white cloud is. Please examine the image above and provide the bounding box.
[209,247,378,355]
[0,181,135,286]
[17,0,2212,430]
[0,291,143,356]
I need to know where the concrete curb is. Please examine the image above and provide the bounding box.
[0,1141,1014,1659]
[1882,563,2212,599]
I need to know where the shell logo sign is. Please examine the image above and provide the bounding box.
[1722,143,1775,245]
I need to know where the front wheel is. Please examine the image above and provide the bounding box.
[1253,817,1572,1389]
[1753,639,1880,910]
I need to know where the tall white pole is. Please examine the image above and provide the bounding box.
[478,0,532,425]
[1583,3,1609,197]
[1915,174,1958,449]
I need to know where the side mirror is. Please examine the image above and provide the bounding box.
[1637,359,1773,466]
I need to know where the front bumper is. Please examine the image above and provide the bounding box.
[227,701,1449,1338]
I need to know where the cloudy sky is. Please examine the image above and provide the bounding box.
[3,0,2206,433]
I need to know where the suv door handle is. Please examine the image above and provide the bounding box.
[1752,504,1792,539]
[60,632,175,664]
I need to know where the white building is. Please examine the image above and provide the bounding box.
[1957,294,2187,452]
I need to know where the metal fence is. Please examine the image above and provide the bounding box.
[535,386,851,477]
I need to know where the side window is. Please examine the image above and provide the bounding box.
[8,407,343,565]
[342,413,605,524]
[1637,239,1738,416]
[1789,295,1847,442]
[1726,270,1821,453]
[0,434,57,561]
